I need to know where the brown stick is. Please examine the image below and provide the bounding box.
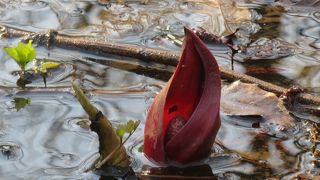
[2,27,320,106]
[1,28,180,66]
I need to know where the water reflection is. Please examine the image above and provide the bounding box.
[0,92,99,179]
[0,0,319,179]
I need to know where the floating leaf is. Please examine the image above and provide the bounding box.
[3,40,36,71]
[13,97,31,111]
[221,81,295,137]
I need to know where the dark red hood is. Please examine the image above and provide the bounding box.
[144,27,221,164]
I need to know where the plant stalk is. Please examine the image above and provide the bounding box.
[72,83,130,169]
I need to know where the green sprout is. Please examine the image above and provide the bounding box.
[116,124,127,139]
[33,59,61,74]
[3,40,36,88]
[116,120,140,143]
[4,40,36,71]
[3,41,62,88]
[33,59,61,87]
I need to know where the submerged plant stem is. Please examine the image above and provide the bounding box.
[3,27,320,106]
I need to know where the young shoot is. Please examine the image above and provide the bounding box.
[116,120,140,143]
[4,40,36,72]
[3,40,62,88]
[3,40,36,88]
[33,59,61,74]
[32,59,61,87]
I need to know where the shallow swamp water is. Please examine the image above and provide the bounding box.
[0,0,320,179]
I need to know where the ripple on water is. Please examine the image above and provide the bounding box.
[0,142,23,161]
[19,1,48,11]
[0,91,100,179]
[65,118,91,132]
[0,1,60,30]
[313,11,320,22]
[214,118,306,177]
[0,88,164,178]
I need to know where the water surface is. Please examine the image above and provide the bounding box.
[0,0,319,179]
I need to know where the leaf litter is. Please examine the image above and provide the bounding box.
[221,81,297,138]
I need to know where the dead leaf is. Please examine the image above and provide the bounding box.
[235,38,296,61]
[215,0,255,36]
[221,81,296,137]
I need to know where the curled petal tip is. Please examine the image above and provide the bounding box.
[183,27,192,34]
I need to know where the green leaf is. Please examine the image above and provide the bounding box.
[3,40,36,70]
[40,61,61,72]
[13,97,31,111]
[25,41,36,62]
[134,120,140,129]
[126,120,135,133]
[126,120,140,133]
[116,120,140,139]
[3,48,19,63]
[34,60,61,74]
[116,124,127,138]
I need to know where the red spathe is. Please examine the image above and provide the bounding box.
[144,27,221,164]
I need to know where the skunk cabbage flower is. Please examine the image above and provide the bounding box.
[144,28,221,164]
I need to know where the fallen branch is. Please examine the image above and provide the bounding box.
[2,27,320,106]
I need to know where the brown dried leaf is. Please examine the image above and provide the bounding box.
[236,38,296,61]
[221,81,296,136]
[216,0,254,35]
